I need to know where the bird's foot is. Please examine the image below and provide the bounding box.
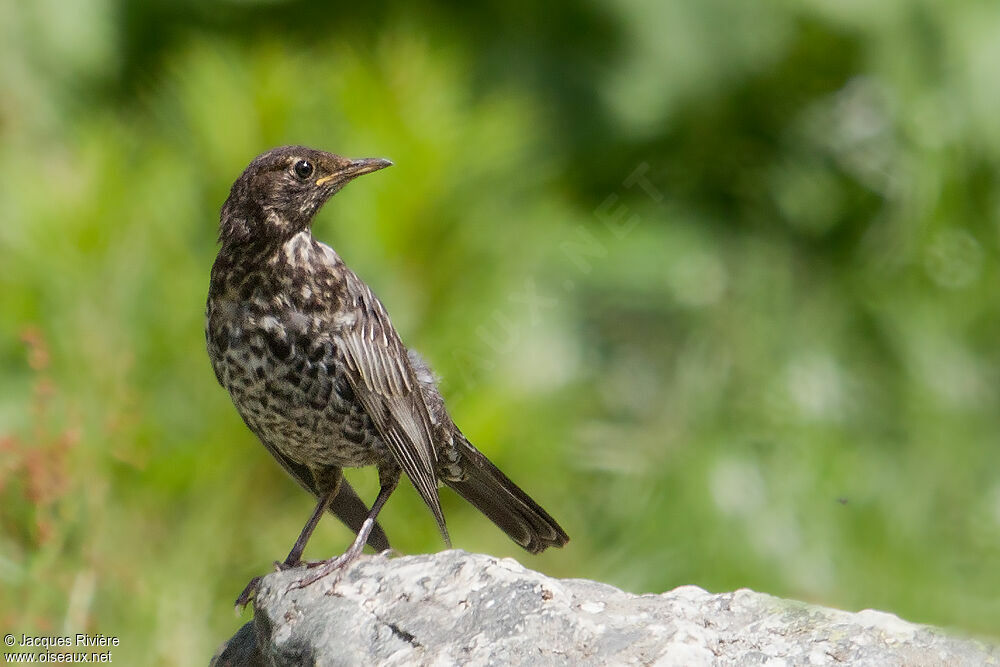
[285,549,360,593]
[235,576,263,611]
[283,516,378,592]
[286,528,376,593]
[234,558,305,611]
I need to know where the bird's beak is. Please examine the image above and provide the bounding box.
[316,158,393,187]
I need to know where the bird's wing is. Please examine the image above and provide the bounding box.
[335,280,449,543]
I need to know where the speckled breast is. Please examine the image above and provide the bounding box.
[206,295,386,469]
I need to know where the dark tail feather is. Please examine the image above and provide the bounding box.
[446,438,569,554]
[328,480,391,552]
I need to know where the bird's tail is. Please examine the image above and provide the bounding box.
[444,436,569,554]
[328,479,391,552]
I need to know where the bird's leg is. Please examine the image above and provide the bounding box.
[281,479,341,568]
[288,468,400,591]
[235,480,340,610]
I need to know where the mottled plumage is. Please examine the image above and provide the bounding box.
[207,146,568,602]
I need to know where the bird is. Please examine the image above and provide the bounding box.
[206,146,569,606]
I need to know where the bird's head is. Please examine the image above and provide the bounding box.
[218,145,392,246]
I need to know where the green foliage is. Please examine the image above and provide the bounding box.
[2,1,999,662]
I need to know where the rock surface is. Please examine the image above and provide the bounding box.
[212,550,998,666]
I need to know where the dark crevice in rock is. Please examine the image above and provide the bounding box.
[385,620,421,647]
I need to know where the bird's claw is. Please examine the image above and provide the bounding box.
[234,576,263,612]
[235,556,324,611]
[285,552,357,593]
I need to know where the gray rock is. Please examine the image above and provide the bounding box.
[212,550,998,666]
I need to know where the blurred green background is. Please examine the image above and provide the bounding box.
[2,0,999,662]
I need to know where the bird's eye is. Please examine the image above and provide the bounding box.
[293,160,314,180]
